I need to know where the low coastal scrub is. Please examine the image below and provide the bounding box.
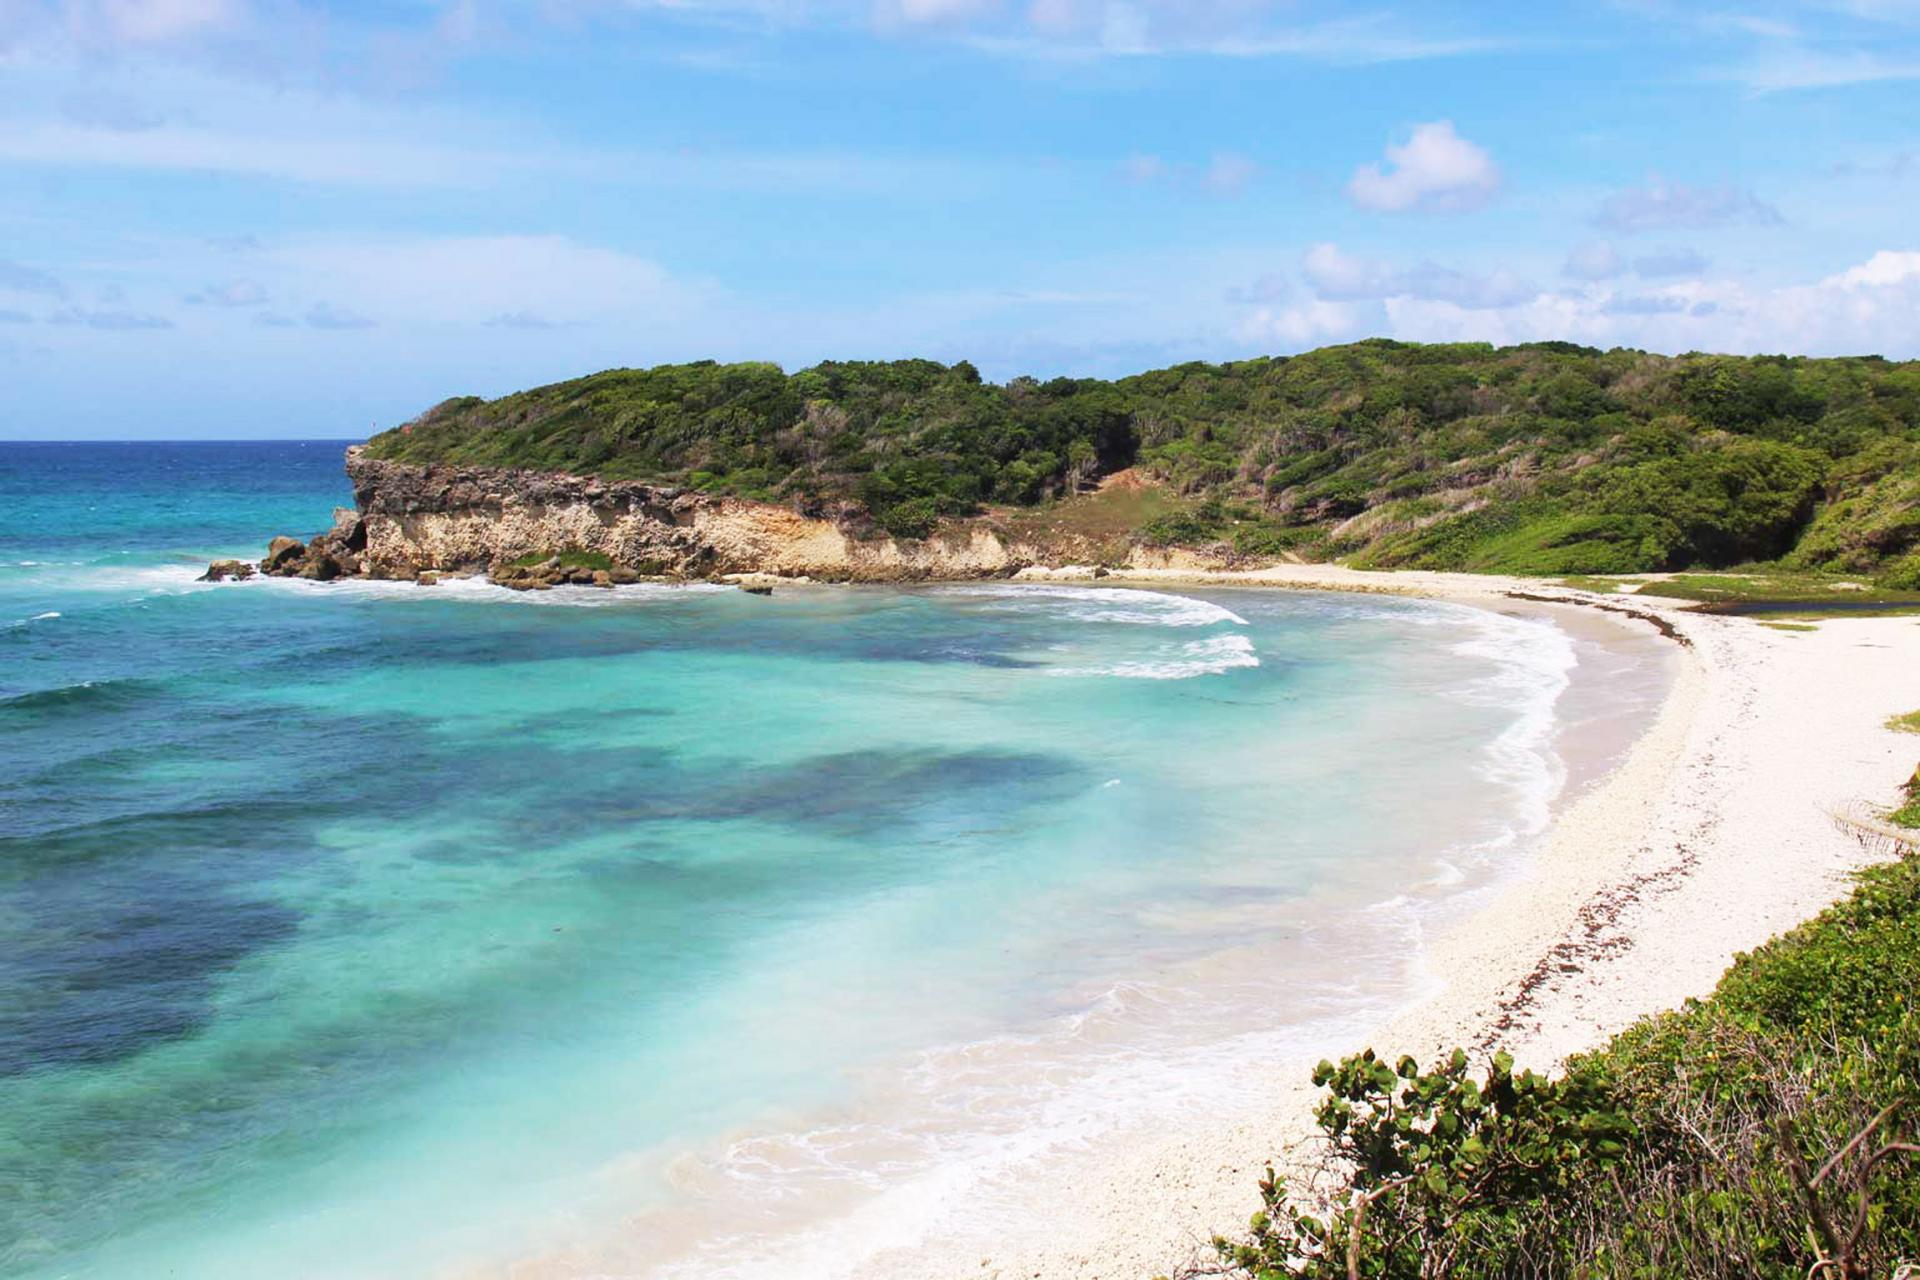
[1894,766,1920,830]
[1203,848,1920,1279]
[1633,569,1920,615]
[506,548,614,572]
[363,343,1920,579]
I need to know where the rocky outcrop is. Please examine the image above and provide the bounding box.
[251,447,1052,585]
[198,559,255,582]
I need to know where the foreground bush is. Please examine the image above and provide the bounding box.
[1206,851,1920,1279]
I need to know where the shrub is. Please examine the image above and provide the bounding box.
[1210,849,1920,1280]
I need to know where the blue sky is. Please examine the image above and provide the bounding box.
[3,1,1920,437]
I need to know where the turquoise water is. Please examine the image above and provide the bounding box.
[0,444,1652,1278]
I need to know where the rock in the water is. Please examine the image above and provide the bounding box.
[591,570,613,588]
[263,536,306,573]
[740,584,774,596]
[416,571,439,586]
[199,559,255,582]
[608,566,642,585]
[297,555,341,581]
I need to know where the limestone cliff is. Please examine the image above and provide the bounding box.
[269,447,1055,584]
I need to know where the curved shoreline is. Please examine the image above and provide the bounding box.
[149,557,1920,1277]
[842,566,1920,1280]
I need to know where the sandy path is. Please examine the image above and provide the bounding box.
[849,567,1920,1280]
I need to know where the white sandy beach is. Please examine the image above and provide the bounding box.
[834,565,1920,1280]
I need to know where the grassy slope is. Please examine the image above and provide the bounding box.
[364,342,1920,585]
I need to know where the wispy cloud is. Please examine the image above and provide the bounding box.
[47,306,173,329]
[1299,243,1535,309]
[304,302,376,330]
[0,259,67,297]
[485,310,565,330]
[1713,46,1920,90]
[184,279,267,306]
[1593,177,1781,232]
[1116,149,1260,197]
[530,0,1511,62]
[8,0,250,50]
[1562,240,1625,281]
[1633,246,1708,277]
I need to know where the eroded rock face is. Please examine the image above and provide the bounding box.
[262,537,305,573]
[258,447,1049,584]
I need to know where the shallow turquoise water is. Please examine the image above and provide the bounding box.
[0,444,1640,1278]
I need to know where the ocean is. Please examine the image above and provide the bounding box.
[0,441,1667,1278]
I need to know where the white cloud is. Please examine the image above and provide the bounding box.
[1564,241,1709,283]
[1562,241,1625,281]
[1235,297,1376,347]
[1299,242,1394,298]
[1242,248,1920,360]
[1825,248,1920,286]
[1202,151,1259,195]
[1345,120,1499,214]
[1299,243,1533,309]
[1593,177,1781,232]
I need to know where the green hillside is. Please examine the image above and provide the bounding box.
[364,341,1920,584]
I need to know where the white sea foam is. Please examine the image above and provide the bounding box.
[651,970,1390,1280]
[1048,631,1260,680]
[250,573,733,607]
[940,584,1249,628]
[1446,608,1577,846]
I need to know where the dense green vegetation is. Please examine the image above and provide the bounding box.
[1205,846,1920,1279]
[366,342,1920,581]
[506,547,613,572]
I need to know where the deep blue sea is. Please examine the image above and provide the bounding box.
[0,442,1664,1279]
